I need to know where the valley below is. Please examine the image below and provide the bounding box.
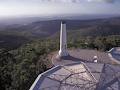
[0,17,120,49]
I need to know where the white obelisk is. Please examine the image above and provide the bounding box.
[58,21,69,57]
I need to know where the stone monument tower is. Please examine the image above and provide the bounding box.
[58,21,69,57]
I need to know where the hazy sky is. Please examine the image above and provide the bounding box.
[0,0,120,17]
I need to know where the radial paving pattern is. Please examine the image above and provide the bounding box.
[30,63,120,90]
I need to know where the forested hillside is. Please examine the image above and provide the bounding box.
[0,17,120,38]
[0,17,120,49]
[0,34,120,90]
[0,39,56,90]
[0,17,120,90]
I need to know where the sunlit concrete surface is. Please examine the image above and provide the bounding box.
[52,49,116,66]
[30,63,120,90]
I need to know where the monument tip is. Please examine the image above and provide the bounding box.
[61,21,66,24]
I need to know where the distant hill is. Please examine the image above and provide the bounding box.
[0,17,120,49]
[0,17,120,38]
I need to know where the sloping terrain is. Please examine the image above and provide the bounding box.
[0,17,120,49]
[0,17,120,38]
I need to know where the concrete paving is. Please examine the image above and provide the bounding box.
[52,49,116,66]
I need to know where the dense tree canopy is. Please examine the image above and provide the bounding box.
[0,35,120,90]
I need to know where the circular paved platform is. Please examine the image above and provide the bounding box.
[52,49,117,66]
